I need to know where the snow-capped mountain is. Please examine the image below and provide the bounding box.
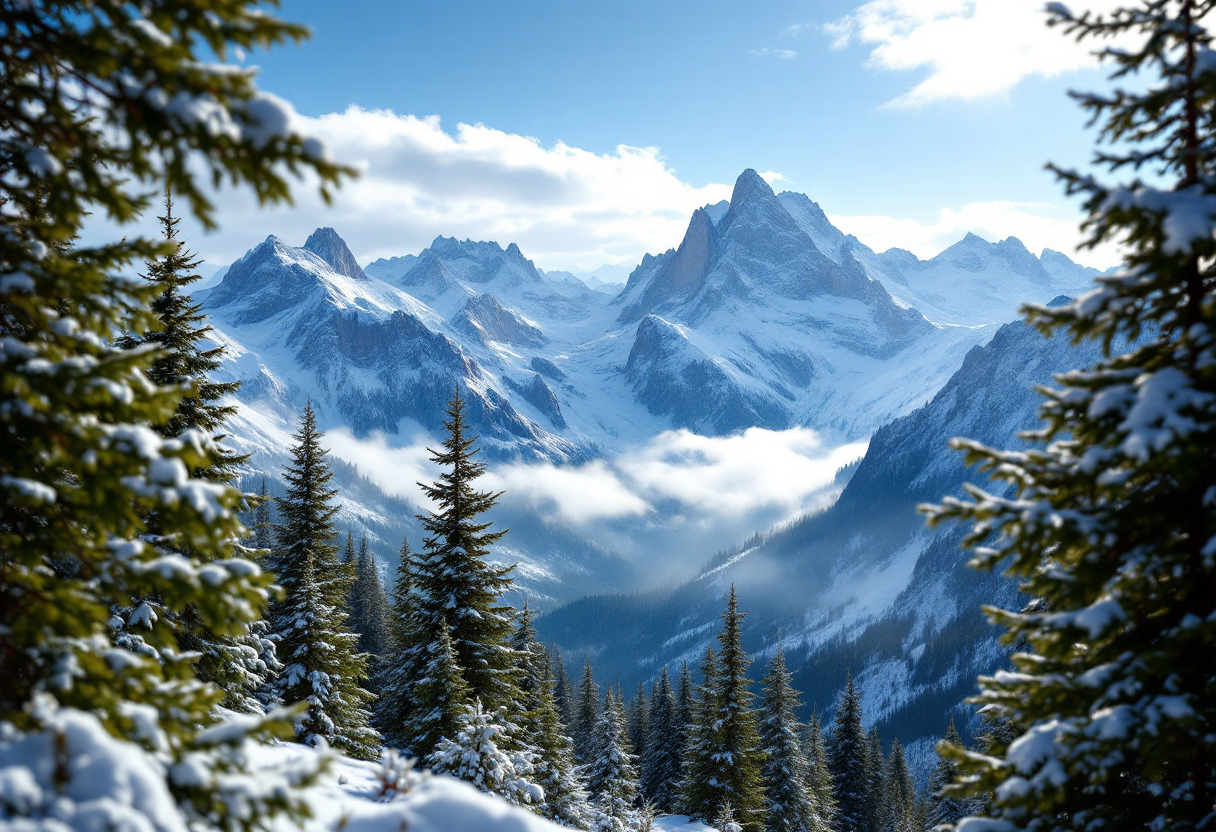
[200,169,1103,607]
[535,301,1105,766]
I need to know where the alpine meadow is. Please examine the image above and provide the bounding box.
[1,2,1213,832]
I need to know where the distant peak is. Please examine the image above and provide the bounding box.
[731,168,776,206]
[961,231,989,244]
[303,227,367,281]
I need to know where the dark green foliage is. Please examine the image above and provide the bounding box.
[927,719,979,829]
[254,478,274,551]
[922,4,1216,831]
[348,534,391,691]
[866,727,885,832]
[586,691,640,831]
[800,711,837,829]
[675,661,694,755]
[0,0,348,826]
[628,682,648,758]
[377,538,417,748]
[880,740,915,832]
[267,402,378,758]
[828,674,869,832]
[395,389,521,758]
[681,587,767,832]
[551,646,576,729]
[574,657,601,765]
[641,666,681,812]
[758,648,817,832]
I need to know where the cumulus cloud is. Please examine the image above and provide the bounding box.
[826,0,1126,107]
[829,199,1123,269]
[83,107,733,273]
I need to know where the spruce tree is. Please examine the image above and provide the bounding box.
[267,402,379,758]
[675,660,694,757]
[801,711,837,830]
[427,699,543,808]
[376,537,417,748]
[574,657,602,765]
[348,533,391,691]
[552,646,577,729]
[0,0,348,827]
[642,666,682,812]
[758,647,817,832]
[927,719,980,829]
[923,4,1216,830]
[828,674,869,832]
[865,727,885,832]
[679,644,723,822]
[880,740,915,832]
[407,616,470,753]
[396,387,521,759]
[712,587,767,831]
[586,691,640,832]
[628,682,649,759]
[254,478,274,551]
[512,605,592,827]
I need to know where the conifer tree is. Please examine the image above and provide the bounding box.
[552,646,577,729]
[828,674,869,832]
[427,699,543,808]
[267,402,379,758]
[923,4,1216,830]
[574,657,602,764]
[585,691,640,832]
[407,616,470,752]
[758,647,817,832]
[0,0,348,827]
[348,533,391,691]
[628,682,649,759]
[396,387,521,759]
[642,666,682,812]
[512,605,592,827]
[800,711,837,830]
[254,478,274,551]
[679,644,723,822]
[376,538,417,748]
[926,719,979,829]
[880,740,915,832]
[342,532,356,565]
[675,660,694,755]
[865,727,885,832]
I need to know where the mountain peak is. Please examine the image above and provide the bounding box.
[303,227,367,281]
[730,168,776,206]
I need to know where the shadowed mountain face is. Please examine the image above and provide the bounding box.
[198,173,1102,612]
[537,302,1105,758]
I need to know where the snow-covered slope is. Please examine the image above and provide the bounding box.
[536,303,1105,757]
[199,170,1102,607]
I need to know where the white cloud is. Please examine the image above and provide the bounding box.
[83,107,733,273]
[827,0,1125,107]
[751,48,798,59]
[829,199,1123,268]
[325,424,867,528]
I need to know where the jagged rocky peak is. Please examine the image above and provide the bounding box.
[303,227,367,281]
[452,293,548,348]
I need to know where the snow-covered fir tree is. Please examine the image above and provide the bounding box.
[675,661,694,758]
[254,478,274,551]
[585,691,640,832]
[512,604,593,827]
[396,387,522,759]
[0,0,348,827]
[552,646,577,729]
[267,402,379,758]
[714,801,745,832]
[427,698,544,808]
[800,711,837,830]
[628,683,648,760]
[879,740,915,832]
[758,647,818,832]
[926,719,978,829]
[827,674,869,832]
[574,658,601,765]
[681,587,766,831]
[924,4,1216,830]
[641,666,681,813]
[377,537,419,748]
[348,533,391,692]
[865,728,885,832]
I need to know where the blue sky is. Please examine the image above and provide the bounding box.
[171,1,1126,272]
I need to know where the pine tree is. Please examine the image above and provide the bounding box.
[376,537,417,748]
[926,719,979,830]
[349,533,391,692]
[0,0,348,827]
[800,711,837,830]
[512,604,592,827]
[427,699,543,808]
[552,646,576,730]
[642,666,682,812]
[827,674,869,832]
[758,647,817,832]
[585,691,640,832]
[397,388,521,759]
[267,402,379,758]
[865,727,885,832]
[408,616,470,753]
[574,657,602,765]
[922,4,1216,830]
[254,478,274,551]
[675,660,694,757]
[681,588,767,831]
[880,740,915,832]
[628,682,649,759]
